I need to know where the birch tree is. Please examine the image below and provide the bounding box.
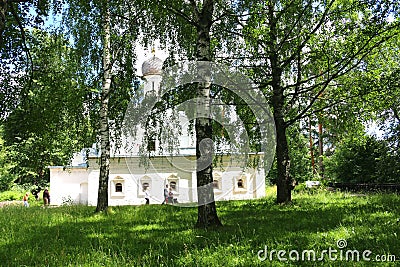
[192,0,223,228]
[63,0,146,212]
[96,2,111,212]
[157,0,234,227]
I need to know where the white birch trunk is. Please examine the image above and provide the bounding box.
[194,0,222,228]
[96,5,111,212]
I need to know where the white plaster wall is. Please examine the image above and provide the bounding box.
[50,154,266,206]
[82,171,194,206]
[190,171,198,203]
[87,170,99,206]
[49,167,90,205]
[143,74,161,95]
[131,173,165,205]
[108,174,135,206]
[145,174,165,204]
[255,168,266,198]
[190,170,259,202]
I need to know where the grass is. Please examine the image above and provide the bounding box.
[0,187,399,266]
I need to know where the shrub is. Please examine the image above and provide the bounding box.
[0,190,24,201]
[325,135,399,183]
[0,172,16,192]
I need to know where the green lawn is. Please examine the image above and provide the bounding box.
[0,187,399,266]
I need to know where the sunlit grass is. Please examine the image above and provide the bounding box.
[0,188,399,266]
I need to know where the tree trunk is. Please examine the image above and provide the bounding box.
[309,117,316,174]
[271,76,292,203]
[318,121,324,177]
[96,5,111,213]
[274,116,292,203]
[194,0,222,228]
[268,2,292,204]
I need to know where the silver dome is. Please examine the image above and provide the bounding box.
[142,56,163,76]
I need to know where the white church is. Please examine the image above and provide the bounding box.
[49,54,267,206]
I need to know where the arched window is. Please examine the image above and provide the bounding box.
[170,181,177,190]
[139,176,152,196]
[142,182,150,191]
[111,176,125,197]
[212,172,222,192]
[237,179,244,188]
[148,138,156,151]
[115,183,123,192]
[213,180,219,189]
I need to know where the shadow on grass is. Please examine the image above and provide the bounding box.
[1,192,399,266]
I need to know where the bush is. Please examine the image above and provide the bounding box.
[0,172,16,192]
[325,135,399,183]
[293,182,307,192]
[0,190,24,202]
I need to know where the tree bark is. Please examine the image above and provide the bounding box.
[268,2,292,203]
[271,75,292,203]
[318,120,324,177]
[194,0,222,228]
[274,114,292,203]
[309,117,316,174]
[96,5,111,213]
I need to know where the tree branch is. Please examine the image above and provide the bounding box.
[280,0,335,69]
[165,6,198,27]
[9,2,33,87]
[276,0,311,52]
[189,0,200,22]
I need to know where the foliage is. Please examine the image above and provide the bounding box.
[286,123,314,183]
[0,183,37,201]
[267,123,313,184]
[226,0,400,202]
[0,0,57,119]
[62,0,145,212]
[62,0,142,126]
[0,189,399,266]
[320,30,400,155]
[0,127,16,191]
[2,30,95,185]
[1,0,400,213]
[0,190,22,201]
[325,134,399,183]
[373,47,400,153]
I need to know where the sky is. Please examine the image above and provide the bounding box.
[365,121,385,139]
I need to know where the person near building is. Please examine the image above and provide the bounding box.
[43,188,50,206]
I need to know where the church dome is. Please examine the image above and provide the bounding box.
[142,56,163,76]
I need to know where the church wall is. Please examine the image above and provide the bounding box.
[255,168,266,198]
[49,154,265,206]
[49,167,90,205]
[189,165,266,202]
[83,157,195,206]
[87,170,99,206]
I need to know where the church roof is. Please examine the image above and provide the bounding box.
[142,55,163,76]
